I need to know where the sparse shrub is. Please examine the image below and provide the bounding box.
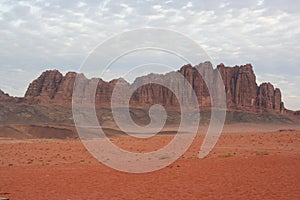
[218,152,236,158]
[158,154,171,160]
[256,151,269,156]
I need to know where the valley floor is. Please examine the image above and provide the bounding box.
[0,128,300,200]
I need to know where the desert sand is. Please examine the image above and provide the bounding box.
[0,126,300,200]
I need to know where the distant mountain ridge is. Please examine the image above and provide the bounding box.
[0,62,299,118]
[1,62,299,139]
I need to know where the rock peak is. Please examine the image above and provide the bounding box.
[21,63,286,113]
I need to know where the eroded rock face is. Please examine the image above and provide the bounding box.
[256,83,283,112]
[217,63,258,110]
[21,63,285,113]
[0,89,15,102]
[25,71,89,105]
[54,72,77,104]
[24,70,63,103]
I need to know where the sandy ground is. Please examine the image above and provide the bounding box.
[0,128,300,200]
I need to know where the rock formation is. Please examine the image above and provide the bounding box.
[25,70,62,97]
[257,83,283,113]
[217,63,284,113]
[19,62,286,113]
[0,89,16,103]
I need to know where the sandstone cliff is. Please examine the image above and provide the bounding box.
[0,89,16,103]
[22,62,286,113]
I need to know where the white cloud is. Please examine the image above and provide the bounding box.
[153,5,162,11]
[257,0,264,6]
[219,2,231,8]
[120,3,133,14]
[77,2,87,8]
[183,2,193,9]
[0,0,299,109]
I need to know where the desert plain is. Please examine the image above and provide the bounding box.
[0,124,299,200]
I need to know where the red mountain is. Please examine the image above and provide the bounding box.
[21,62,286,114]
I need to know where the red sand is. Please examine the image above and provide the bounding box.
[0,130,300,200]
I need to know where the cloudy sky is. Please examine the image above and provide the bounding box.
[0,0,299,110]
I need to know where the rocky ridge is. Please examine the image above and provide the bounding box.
[1,62,299,118]
[21,62,287,114]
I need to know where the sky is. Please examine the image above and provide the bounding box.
[0,0,299,110]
